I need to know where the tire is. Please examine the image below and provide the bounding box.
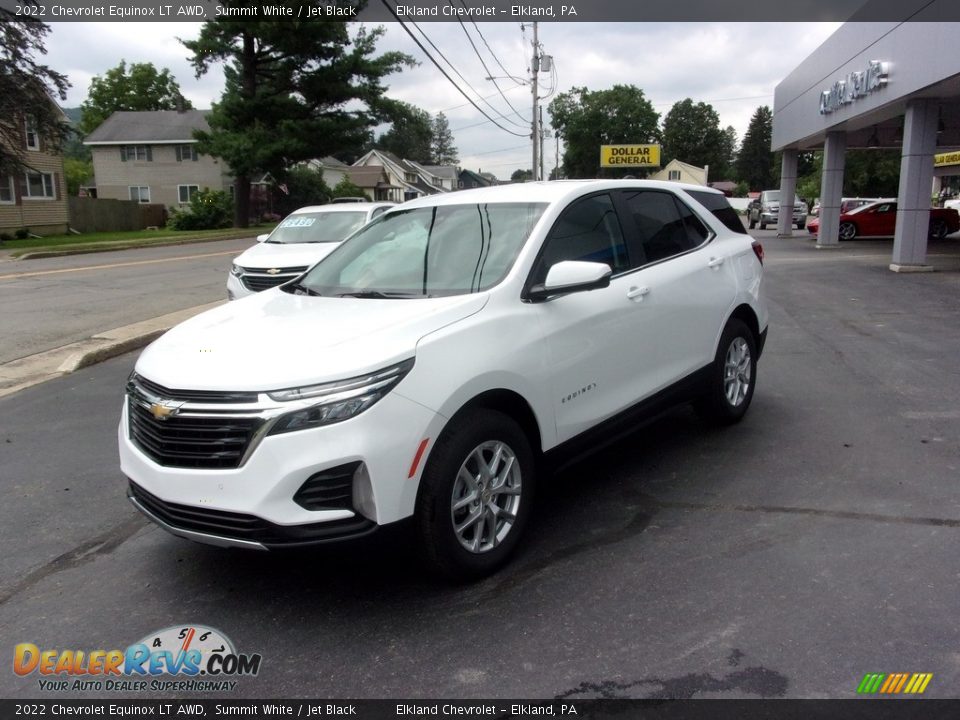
[930,218,948,240]
[694,319,757,426]
[415,409,535,581]
[838,222,857,241]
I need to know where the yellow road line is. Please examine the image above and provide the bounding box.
[0,250,240,281]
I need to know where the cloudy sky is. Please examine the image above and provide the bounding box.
[45,21,842,179]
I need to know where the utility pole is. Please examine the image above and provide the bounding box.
[539,105,545,181]
[531,21,539,182]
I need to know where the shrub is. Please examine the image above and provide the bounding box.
[0,232,13,243]
[15,228,30,239]
[167,189,233,231]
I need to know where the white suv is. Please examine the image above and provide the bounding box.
[120,181,768,579]
[227,202,394,299]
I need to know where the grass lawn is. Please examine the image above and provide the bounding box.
[2,225,277,258]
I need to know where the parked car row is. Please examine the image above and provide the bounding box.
[121,181,768,580]
[806,200,960,240]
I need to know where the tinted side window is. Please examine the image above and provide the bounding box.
[622,190,702,264]
[687,190,746,235]
[531,194,628,285]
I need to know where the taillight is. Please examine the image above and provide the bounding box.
[752,241,764,265]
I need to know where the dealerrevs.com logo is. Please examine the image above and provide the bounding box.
[14,625,262,693]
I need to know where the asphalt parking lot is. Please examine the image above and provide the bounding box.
[2,230,960,700]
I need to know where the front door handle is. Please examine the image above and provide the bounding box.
[626,286,649,300]
[707,257,725,268]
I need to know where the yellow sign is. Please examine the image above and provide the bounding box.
[935,151,960,168]
[600,144,661,168]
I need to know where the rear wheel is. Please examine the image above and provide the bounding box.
[415,409,535,581]
[694,319,757,426]
[930,218,948,239]
[838,222,857,241]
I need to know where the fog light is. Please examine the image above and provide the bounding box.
[352,463,377,522]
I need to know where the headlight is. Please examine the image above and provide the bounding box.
[230,264,244,277]
[267,359,414,435]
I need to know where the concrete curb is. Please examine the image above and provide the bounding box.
[11,233,257,261]
[0,301,225,399]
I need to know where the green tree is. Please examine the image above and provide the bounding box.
[0,13,70,176]
[331,175,370,200]
[431,112,458,165]
[511,169,533,183]
[843,149,901,197]
[64,157,93,196]
[167,189,233,230]
[277,166,332,215]
[79,60,191,135]
[717,125,738,181]
[183,11,412,227]
[377,101,433,162]
[661,99,727,178]
[549,85,660,179]
[736,106,775,190]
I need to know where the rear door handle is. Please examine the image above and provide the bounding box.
[626,286,649,300]
[708,257,725,268]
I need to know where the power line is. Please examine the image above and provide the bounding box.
[408,18,529,131]
[449,1,529,125]
[438,83,526,115]
[379,0,529,138]
[464,8,527,84]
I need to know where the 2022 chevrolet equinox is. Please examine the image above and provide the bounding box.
[120,180,768,579]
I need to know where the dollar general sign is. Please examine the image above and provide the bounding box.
[600,144,661,168]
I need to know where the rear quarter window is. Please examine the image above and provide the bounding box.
[687,190,748,235]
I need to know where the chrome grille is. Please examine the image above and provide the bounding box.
[238,266,308,292]
[126,375,265,470]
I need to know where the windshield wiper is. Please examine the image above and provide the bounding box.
[335,291,421,299]
[285,282,322,296]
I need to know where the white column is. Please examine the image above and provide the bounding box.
[891,99,939,272]
[817,132,846,248]
[777,150,799,238]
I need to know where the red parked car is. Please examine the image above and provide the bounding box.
[807,200,960,240]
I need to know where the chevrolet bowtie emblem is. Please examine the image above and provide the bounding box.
[150,401,184,421]
[266,268,281,275]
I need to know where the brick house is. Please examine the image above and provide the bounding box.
[1,113,69,236]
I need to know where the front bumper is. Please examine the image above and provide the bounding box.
[119,386,444,550]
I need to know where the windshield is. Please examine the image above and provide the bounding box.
[761,191,802,205]
[287,202,547,298]
[266,211,369,244]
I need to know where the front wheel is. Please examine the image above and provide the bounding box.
[415,409,535,580]
[694,319,758,425]
[838,222,857,241]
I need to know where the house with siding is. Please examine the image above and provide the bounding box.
[649,159,708,186]
[1,111,69,236]
[457,169,495,190]
[352,149,451,201]
[84,110,232,208]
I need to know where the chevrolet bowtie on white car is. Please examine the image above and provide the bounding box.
[121,181,768,579]
[227,202,395,299]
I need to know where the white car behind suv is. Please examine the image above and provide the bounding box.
[121,181,768,579]
[227,202,394,299]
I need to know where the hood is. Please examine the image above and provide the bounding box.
[135,290,488,391]
[233,241,342,270]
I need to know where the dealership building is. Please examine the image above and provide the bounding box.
[772,11,960,271]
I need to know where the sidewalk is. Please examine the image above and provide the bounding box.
[0,301,223,398]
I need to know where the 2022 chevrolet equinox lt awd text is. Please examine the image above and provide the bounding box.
[120,181,768,579]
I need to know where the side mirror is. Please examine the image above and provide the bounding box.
[526,260,612,302]
[256,234,269,243]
